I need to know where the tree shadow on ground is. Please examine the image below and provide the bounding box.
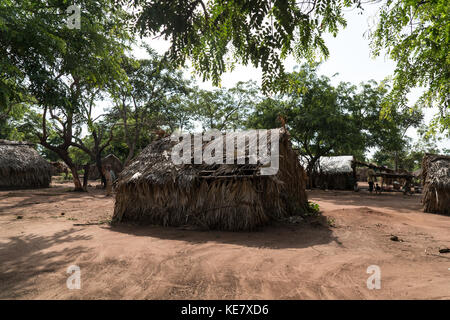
[107,215,341,250]
[0,186,108,214]
[308,189,424,213]
[0,228,92,298]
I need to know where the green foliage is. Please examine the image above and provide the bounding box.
[0,101,29,140]
[108,47,194,163]
[370,0,450,134]
[69,146,91,167]
[246,64,374,170]
[60,172,73,181]
[307,201,321,215]
[372,125,445,171]
[1,0,131,111]
[192,81,260,130]
[1,0,443,175]
[132,0,349,92]
[131,0,448,133]
[284,65,368,166]
[245,64,425,173]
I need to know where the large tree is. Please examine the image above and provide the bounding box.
[131,0,349,91]
[245,64,424,181]
[130,0,449,133]
[192,80,260,130]
[247,65,366,181]
[109,48,190,164]
[283,67,366,182]
[71,87,117,188]
[1,0,131,190]
[370,0,449,133]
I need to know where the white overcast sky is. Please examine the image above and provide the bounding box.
[129,3,448,151]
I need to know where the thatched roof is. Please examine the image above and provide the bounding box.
[354,160,395,173]
[0,140,52,189]
[118,131,276,187]
[422,154,450,190]
[422,154,450,215]
[317,156,354,174]
[113,129,308,230]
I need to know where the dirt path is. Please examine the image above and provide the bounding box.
[0,184,449,299]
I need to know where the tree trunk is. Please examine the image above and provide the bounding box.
[83,164,90,191]
[306,168,314,189]
[124,144,135,166]
[57,151,84,191]
[394,151,399,172]
[306,156,320,189]
[95,154,106,187]
[70,166,83,191]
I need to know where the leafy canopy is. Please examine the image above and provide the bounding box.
[132,0,349,91]
[370,0,450,134]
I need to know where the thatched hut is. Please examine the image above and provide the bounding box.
[50,161,69,176]
[421,154,450,215]
[113,129,308,231]
[312,156,356,190]
[0,140,52,189]
[89,154,123,180]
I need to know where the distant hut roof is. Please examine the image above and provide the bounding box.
[104,154,122,163]
[317,156,354,174]
[353,160,395,173]
[0,140,52,189]
[89,154,123,180]
[113,128,308,230]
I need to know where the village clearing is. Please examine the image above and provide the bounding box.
[0,182,449,299]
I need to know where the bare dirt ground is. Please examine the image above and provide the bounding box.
[0,181,449,299]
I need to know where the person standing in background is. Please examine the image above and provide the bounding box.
[367,168,376,193]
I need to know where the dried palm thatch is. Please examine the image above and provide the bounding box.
[112,129,308,231]
[421,154,450,215]
[89,154,123,180]
[0,140,52,189]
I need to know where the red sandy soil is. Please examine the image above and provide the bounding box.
[0,182,449,299]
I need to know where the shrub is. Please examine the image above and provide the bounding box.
[306,201,320,215]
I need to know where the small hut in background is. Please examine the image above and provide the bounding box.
[312,156,356,190]
[89,154,123,180]
[422,154,450,215]
[50,161,69,176]
[113,129,308,231]
[0,140,52,189]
